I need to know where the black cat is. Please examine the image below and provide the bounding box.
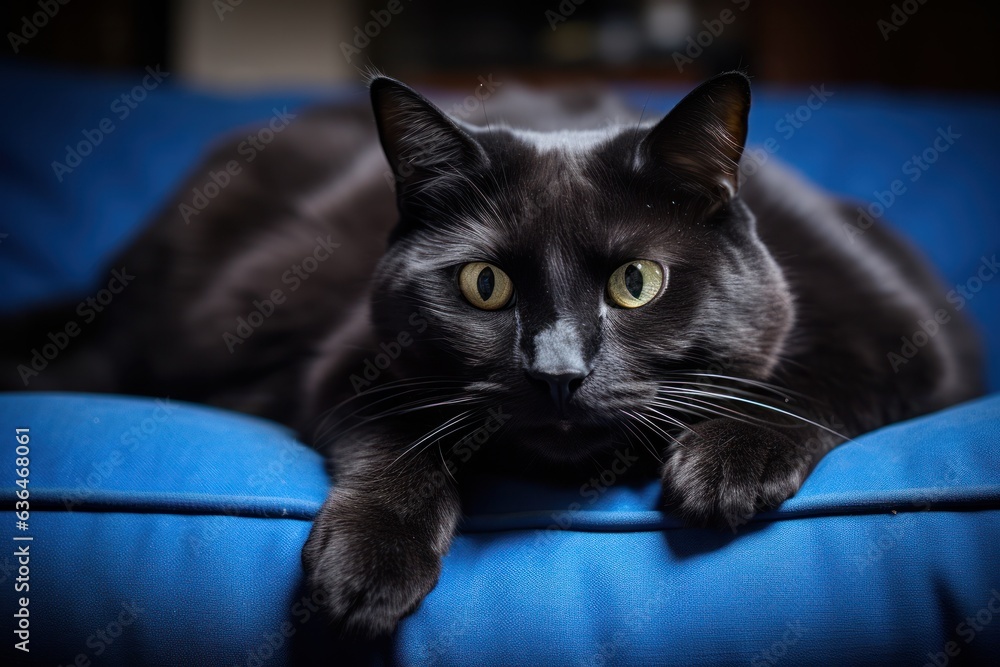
[2,72,983,637]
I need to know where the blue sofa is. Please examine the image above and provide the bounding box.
[1,62,999,665]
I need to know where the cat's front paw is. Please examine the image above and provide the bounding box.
[301,494,442,638]
[661,419,808,531]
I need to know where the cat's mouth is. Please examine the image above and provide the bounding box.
[554,419,575,432]
[512,419,614,460]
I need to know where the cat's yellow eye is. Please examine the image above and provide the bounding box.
[608,260,664,308]
[459,262,514,310]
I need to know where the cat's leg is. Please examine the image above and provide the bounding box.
[301,425,461,637]
[660,418,841,531]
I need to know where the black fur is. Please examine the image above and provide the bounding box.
[1,72,984,637]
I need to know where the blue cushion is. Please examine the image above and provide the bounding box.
[1,391,999,665]
[0,393,327,665]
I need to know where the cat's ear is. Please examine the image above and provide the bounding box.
[639,71,750,202]
[369,76,488,197]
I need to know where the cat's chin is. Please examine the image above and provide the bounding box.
[512,421,614,463]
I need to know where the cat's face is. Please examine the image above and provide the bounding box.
[368,73,793,462]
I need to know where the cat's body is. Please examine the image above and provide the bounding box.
[2,74,983,636]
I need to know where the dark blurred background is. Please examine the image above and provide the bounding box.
[2,0,998,92]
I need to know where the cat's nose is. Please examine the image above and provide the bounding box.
[527,318,594,413]
[527,367,590,413]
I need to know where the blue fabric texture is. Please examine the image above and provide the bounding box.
[1,62,1000,665]
[1,392,999,665]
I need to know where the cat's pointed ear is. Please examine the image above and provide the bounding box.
[639,71,750,202]
[369,76,487,197]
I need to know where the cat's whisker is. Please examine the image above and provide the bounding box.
[313,393,487,450]
[379,410,479,478]
[438,437,456,483]
[657,388,851,441]
[659,379,797,404]
[614,413,647,454]
[310,377,471,429]
[313,389,466,440]
[407,408,498,480]
[316,385,473,436]
[645,396,716,422]
[364,395,486,425]
[625,409,681,454]
[668,372,807,401]
[652,371,825,429]
[640,406,694,433]
[650,395,767,428]
[632,411,684,447]
[615,413,663,463]
[311,375,467,404]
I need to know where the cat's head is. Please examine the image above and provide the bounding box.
[366,72,793,462]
